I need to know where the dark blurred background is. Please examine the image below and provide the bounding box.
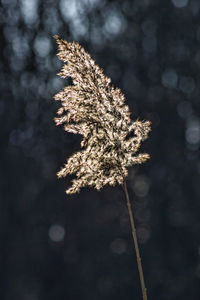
[1,0,200,299]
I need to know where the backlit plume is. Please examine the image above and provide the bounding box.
[53,35,151,194]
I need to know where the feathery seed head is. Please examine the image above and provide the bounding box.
[53,35,151,194]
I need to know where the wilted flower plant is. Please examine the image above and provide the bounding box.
[53,35,151,300]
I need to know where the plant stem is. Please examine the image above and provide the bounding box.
[123,180,148,300]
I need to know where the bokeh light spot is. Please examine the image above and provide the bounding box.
[177,101,193,119]
[34,36,52,58]
[48,224,65,242]
[103,10,126,37]
[133,176,150,197]
[171,0,188,8]
[161,68,178,89]
[110,238,127,255]
[186,118,200,145]
[59,0,79,20]
[142,35,157,53]
[179,76,195,94]
[141,19,157,36]
[20,0,38,25]
[137,226,150,244]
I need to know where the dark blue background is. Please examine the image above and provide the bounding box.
[1,0,200,299]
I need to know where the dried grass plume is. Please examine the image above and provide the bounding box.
[53,35,151,194]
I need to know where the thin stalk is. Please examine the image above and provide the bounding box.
[123,180,148,300]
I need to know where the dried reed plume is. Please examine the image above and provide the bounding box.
[53,35,151,300]
[53,35,151,194]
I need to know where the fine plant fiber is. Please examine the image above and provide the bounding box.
[53,35,151,194]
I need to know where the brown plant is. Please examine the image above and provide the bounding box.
[53,35,151,300]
